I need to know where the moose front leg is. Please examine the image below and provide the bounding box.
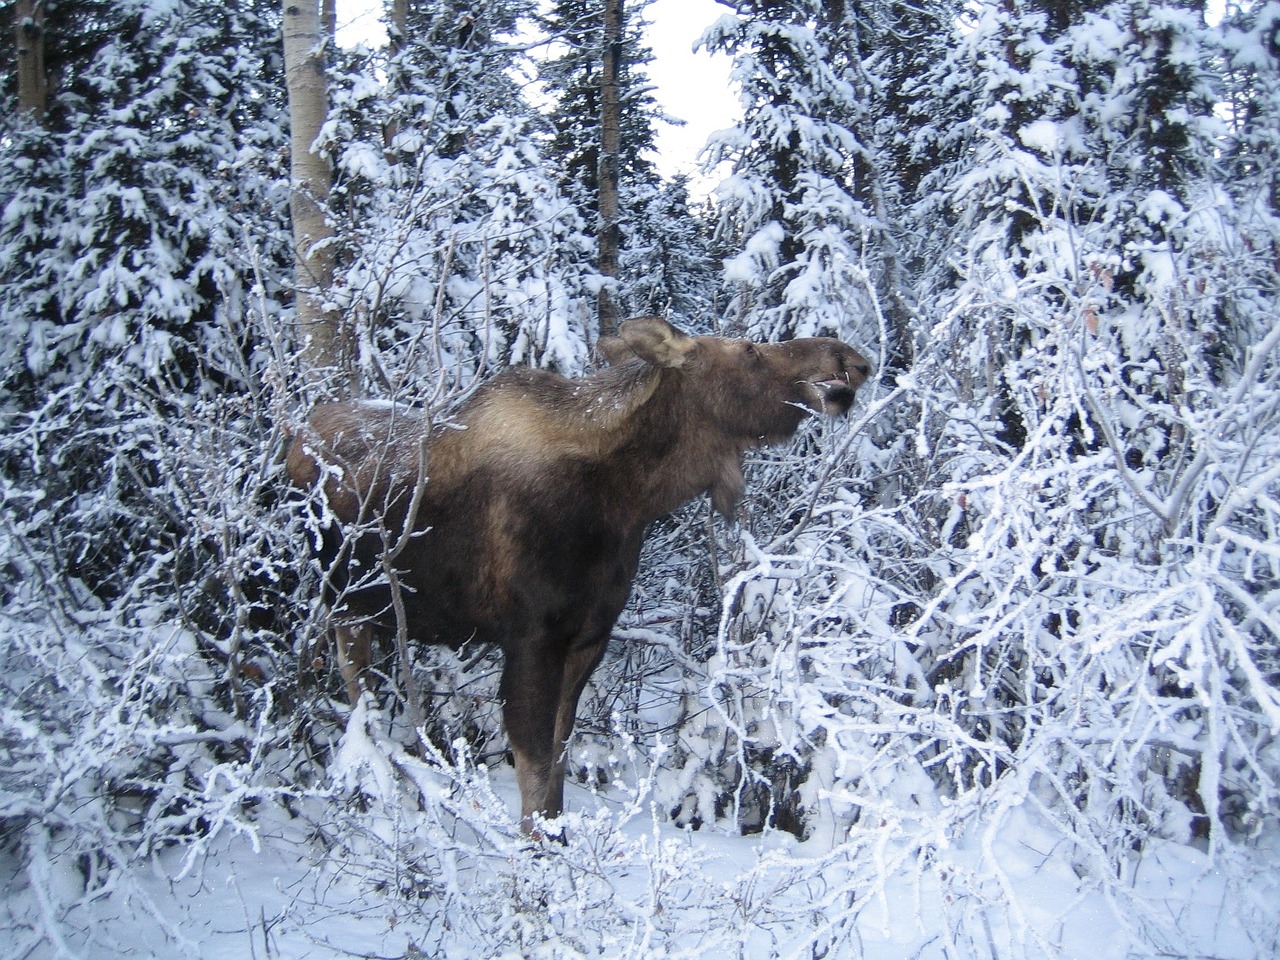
[499,645,565,834]
[545,634,610,817]
[335,621,373,705]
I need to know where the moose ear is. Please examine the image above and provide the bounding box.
[617,317,698,369]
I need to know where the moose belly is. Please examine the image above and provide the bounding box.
[352,475,645,655]
[321,450,648,654]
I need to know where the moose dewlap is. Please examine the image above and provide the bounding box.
[286,317,871,833]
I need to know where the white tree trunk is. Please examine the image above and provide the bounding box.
[283,0,353,398]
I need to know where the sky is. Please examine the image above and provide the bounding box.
[635,0,739,185]
[332,0,739,188]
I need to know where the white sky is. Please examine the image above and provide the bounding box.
[639,0,739,185]
[332,0,739,188]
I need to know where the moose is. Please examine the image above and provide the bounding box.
[285,317,870,833]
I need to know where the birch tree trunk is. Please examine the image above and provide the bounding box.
[597,0,624,338]
[283,0,354,398]
[14,0,48,119]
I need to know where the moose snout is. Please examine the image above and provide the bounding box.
[842,346,872,386]
[814,379,860,413]
[810,348,872,414]
[835,352,872,393]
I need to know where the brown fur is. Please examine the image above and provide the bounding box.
[285,317,870,832]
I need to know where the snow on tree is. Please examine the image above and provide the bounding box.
[1218,0,1280,357]
[538,0,702,335]
[1,0,1278,955]
[323,0,594,381]
[10,0,48,116]
[1,0,303,945]
[648,0,1280,918]
[701,0,884,347]
[620,174,720,321]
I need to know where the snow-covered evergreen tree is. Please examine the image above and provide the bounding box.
[538,0,689,335]
[539,0,663,219]
[324,0,593,378]
[1,0,303,940]
[701,0,882,347]
[620,174,719,321]
[1218,0,1280,357]
[0,0,289,579]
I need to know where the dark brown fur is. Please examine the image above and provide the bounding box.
[285,317,870,831]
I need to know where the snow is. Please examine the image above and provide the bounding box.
[4,757,1272,960]
[723,220,785,282]
[1017,118,1085,156]
[4,0,1280,957]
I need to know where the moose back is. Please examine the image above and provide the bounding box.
[286,317,870,832]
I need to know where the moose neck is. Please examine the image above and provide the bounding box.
[600,367,754,522]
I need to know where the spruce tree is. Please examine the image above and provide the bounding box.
[538,0,669,336]
[1217,0,1280,358]
[1,0,289,394]
[324,0,593,377]
[0,0,289,598]
[621,175,719,321]
[701,0,881,345]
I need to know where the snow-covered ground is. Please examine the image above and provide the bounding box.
[5,746,1275,960]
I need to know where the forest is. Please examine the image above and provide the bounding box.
[1,0,1278,956]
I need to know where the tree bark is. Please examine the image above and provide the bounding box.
[389,0,408,48]
[383,0,409,149]
[283,0,354,398]
[321,0,336,40]
[14,0,48,119]
[597,0,624,338]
